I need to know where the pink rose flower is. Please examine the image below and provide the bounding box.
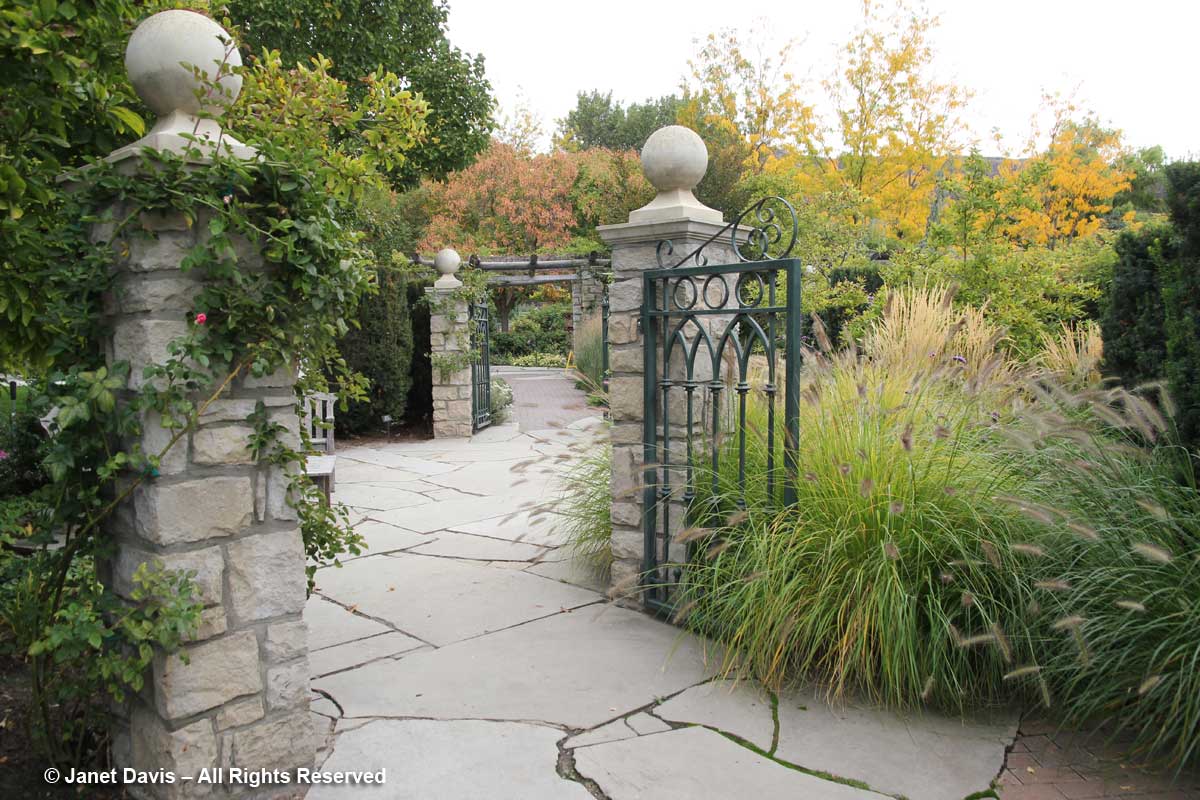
[195,312,207,325]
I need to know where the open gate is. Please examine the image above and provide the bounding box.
[640,197,803,616]
[470,301,492,432]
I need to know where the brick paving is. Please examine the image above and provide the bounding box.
[493,366,597,431]
[998,718,1200,799]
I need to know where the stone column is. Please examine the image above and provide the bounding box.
[101,11,311,797]
[571,254,607,354]
[426,248,474,438]
[597,126,740,605]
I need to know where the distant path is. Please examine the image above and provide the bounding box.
[493,366,594,432]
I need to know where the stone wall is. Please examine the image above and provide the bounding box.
[102,206,313,799]
[426,286,474,439]
[571,262,608,353]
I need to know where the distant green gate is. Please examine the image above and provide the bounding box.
[470,301,492,432]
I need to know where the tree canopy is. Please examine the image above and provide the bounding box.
[224,0,494,183]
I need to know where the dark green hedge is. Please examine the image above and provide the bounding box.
[1164,164,1200,449]
[1100,224,1172,388]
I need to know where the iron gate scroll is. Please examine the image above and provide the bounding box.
[641,197,803,616]
[470,302,492,432]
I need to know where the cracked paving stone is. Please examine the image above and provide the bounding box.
[774,689,1018,800]
[304,596,390,651]
[405,530,548,561]
[332,483,431,511]
[654,679,776,751]
[524,554,609,593]
[309,631,426,678]
[574,726,886,799]
[345,520,429,556]
[449,507,573,548]
[563,718,639,749]
[313,605,714,728]
[625,712,671,736]
[312,550,602,646]
[309,719,592,799]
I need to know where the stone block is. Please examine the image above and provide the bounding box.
[229,711,314,773]
[431,385,459,401]
[608,314,639,345]
[266,659,310,711]
[113,273,202,315]
[608,376,642,421]
[607,278,642,313]
[216,696,264,731]
[113,546,224,606]
[608,347,641,373]
[264,620,308,662]
[127,231,195,273]
[241,364,295,389]
[268,408,302,451]
[133,476,253,546]
[191,424,254,465]
[153,630,262,720]
[611,502,641,528]
[611,528,643,561]
[266,464,300,521]
[197,398,259,424]
[137,210,193,232]
[129,707,217,796]
[226,529,306,623]
[137,410,188,476]
[111,319,189,388]
[187,606,227,642]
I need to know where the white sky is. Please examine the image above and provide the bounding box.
[445,0,1199,158]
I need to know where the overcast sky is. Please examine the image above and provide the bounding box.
[445,0,1197,158]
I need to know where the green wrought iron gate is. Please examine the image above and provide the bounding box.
[470,301,492,432]
[641,197,803,616]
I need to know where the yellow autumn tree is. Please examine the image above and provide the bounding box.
[793,0,970,241]
[681,25,815,175]
[1007,99,1133,247]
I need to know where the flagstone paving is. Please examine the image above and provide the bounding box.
[302,372,1071,800]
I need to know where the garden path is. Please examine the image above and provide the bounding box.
[302,371,1054,800]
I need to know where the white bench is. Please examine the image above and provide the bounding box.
[303,392,336,501]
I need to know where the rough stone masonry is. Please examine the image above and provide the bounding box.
[98,10,313,798]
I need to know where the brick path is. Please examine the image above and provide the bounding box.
[998,718,1200,799]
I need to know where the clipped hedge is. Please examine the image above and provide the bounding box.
[1101,224,1172,387]
[1163,164,1200,449]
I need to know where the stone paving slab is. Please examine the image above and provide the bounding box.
[451,507,573,547]
[573,726,887,800]
[370,492,526,533]
[332,483,431,511]
[304,596,390,651]
[313,551,601,646]
[313,605,714,728]
[308,719,592,800]
[774,689,1017,800]
[309,631,426,678]
[341,450,458,475]
[346,520,429,556]
[524,555,609,593]
[654,679,776,751]
[406,530,549,562]
[424,458,559,499]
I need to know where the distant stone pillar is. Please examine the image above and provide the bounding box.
[426,248,474,438]
[571,253,607,354]
[597,126,739,606]
[101,11,311,797]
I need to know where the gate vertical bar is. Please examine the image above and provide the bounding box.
[784,260,802,506]
[641,273,659,602]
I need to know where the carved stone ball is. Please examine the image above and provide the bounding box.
[640,125,709,193]
[126,10,243,117]
[434,248,462,277]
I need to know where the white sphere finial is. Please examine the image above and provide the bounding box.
[109,10,254,162]
[628,125,722,224]
[640,126,708,193]
[433,248,463,288]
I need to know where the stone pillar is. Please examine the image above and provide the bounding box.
[597,125,739,605]
[571,254,607,354]
[426,248,474,438]
[101,11,311,797]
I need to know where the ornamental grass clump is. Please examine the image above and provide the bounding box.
[676,286,1055,711]
[1000,401,1200,769]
